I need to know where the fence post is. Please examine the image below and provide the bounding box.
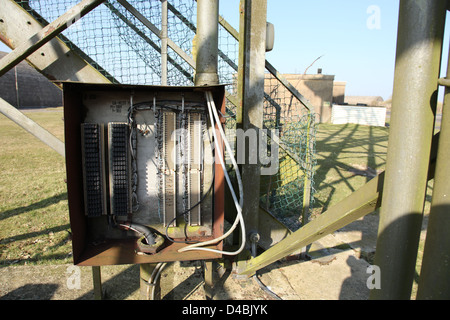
[416,44,450,300]
[370,0,446,300]
[235,0,267,274]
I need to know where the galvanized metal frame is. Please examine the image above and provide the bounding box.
[241,126,442,276]
[0,0,111,159]
[0,0,113,83]
[0,0,105,77]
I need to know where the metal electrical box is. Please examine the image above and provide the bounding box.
[63,82,226,266]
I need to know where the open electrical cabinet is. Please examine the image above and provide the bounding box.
[63,82,226,266]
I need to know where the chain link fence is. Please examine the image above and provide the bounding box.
[15,0,316,228]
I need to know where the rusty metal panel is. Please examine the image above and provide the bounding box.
[63,82,226,266]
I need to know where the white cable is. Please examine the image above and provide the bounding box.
[178,91,245,255]
[178,91,244,253]
[207,91,244,209]
[149,262,167,300]
[178,91,245,254]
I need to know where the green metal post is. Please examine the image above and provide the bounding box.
[416,46,450,300]
[204,261,214,300]
[239,130,442,277]
[370,0,446,300]
[92,266,103,300]
[235,0,267,274]
[301,113,312,226]
[240,172,385,276]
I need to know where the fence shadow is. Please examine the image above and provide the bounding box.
[313,123,389,213]
[0,192,67,221]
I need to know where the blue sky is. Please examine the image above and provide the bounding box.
[220,0,449,101]
[1,0,448,101]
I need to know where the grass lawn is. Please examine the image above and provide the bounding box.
[0,108,72,266]
[0,109,432,298]
[313,123,389,215]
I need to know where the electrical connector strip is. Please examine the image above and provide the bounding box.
[81,123,106,217]
[178,91,245,256]
[108,122,132,217]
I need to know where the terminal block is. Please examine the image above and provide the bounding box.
[81,123,106,217]
[108,122,132,217]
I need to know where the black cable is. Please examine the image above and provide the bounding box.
[111,215,157,245]
[250,244,283,300]
[253,274,283,300]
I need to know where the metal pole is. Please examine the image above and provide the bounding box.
[370,0,446,300]
[14,66,20,108]
[416,46,450,300]
[194,0,220,295]
[235,0,267,274]
[204,261,214,300]
[92,266,103,300]
[161,0,168,85]
[194,0,219,86]
[301,113,312,226]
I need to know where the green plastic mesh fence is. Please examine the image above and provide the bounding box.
[15,0,316,227]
